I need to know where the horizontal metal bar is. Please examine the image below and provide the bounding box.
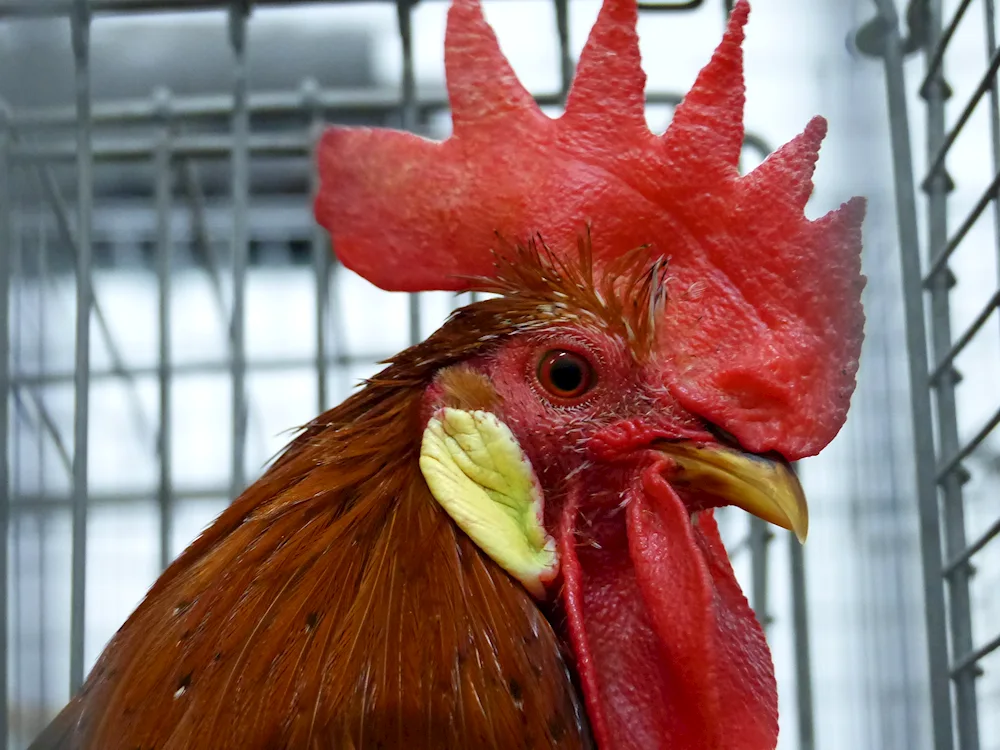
[936,403,1000,483]
[637,0,704,9]
[951,631,1000,677]
[924,169,1000,283]
[920,0,974,96]
[0,0,656,17]
[10,88,688,129]
[12,352,397,387]
[12,133,311,162]
[0,0,431,18]
[923,43,1000,187]
[944,516,1000,577]
[11,485,231,509]
[11,87,426,128]
[11,125,773,166]
[929,288,1000,382]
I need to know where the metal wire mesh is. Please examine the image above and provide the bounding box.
[859,0,1000,747]
[0,0,977,749]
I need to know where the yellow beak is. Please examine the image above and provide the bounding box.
[654,441,809,542]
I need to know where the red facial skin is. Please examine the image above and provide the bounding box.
[477,326,708,499]
[434,324,779,750]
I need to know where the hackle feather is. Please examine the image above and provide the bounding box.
[31,246,660,750]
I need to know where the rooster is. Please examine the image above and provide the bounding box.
[29,0,865,748]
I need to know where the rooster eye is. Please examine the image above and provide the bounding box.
[537,350,595,400]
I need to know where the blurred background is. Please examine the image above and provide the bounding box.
[0,0,997,748]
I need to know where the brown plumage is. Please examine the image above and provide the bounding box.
[31,245,608,750]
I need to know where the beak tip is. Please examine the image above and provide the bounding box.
[785,506,808,544]
[787,508,808,544]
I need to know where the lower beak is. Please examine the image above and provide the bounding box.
[654,441,809,542]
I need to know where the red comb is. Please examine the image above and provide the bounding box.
[314,0,866,459]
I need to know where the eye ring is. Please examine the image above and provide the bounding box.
[537,350,595,400]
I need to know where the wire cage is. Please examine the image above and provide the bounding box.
[856,1,1000,749]
[0,0,997,749]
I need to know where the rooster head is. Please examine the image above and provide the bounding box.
[315,1,865,748]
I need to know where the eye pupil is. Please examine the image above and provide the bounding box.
[549,358,583,393]
[537,350,594,400]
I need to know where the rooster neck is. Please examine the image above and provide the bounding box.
[52,377,593,750]
[155,380,428,595]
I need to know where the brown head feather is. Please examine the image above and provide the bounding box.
[472,233,669,359]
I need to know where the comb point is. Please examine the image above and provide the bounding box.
[445,0,540,135]
[821,195,868,238]
[561,0,646,140]
[744,115,829,211]
[661,0,749,172]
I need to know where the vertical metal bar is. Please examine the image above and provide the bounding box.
[8,506,15,750]
[0,99,12,750]
[985,0,1000,336]
[396,0,416,169]
[305,79,331,413]
[8,518,14,750]
[748,516,771,628]
[154,90,174,570]
[870,0,955,747]
[787,460,815,750]
[789,531,814,750]
[229,2,249,499]
[9,162,21,750]
[35,206,48,736]
[69,0,93,696]
[923,1,980,746]
[553,0,573,98]
[737,76,771,627]
[396,0,422,346]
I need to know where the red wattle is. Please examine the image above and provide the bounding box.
[559,464,778,750]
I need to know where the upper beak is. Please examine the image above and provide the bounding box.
[654,441,809,542]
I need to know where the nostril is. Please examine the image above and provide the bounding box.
[701,419,742,448]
